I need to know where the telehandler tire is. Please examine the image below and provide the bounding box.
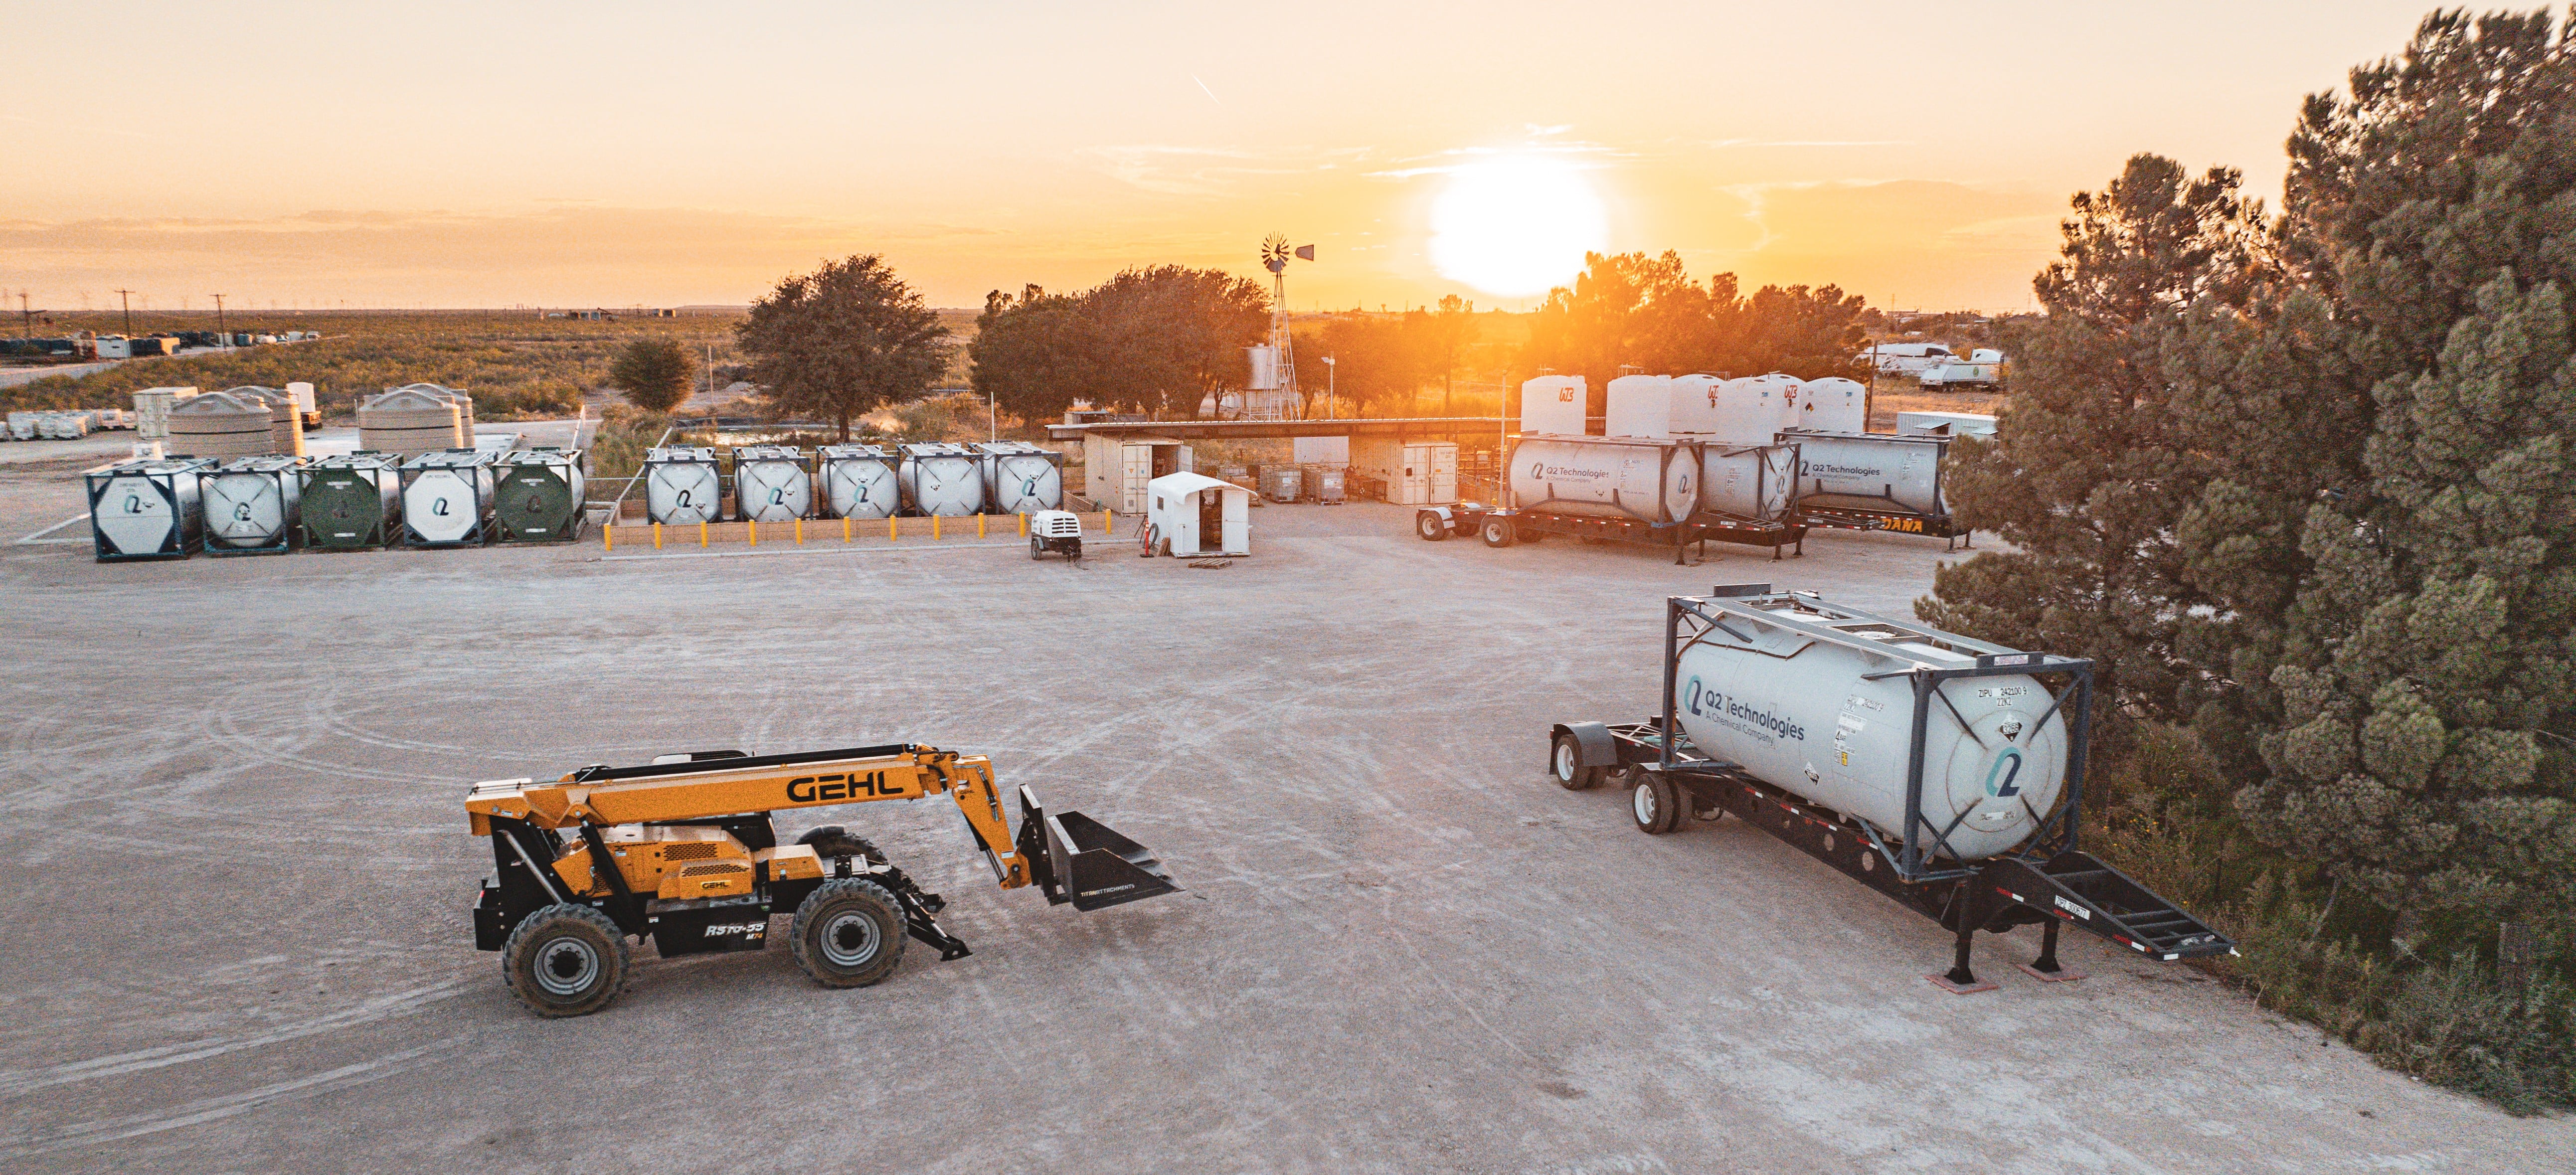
[795,826,887,864]
[503,903,630,1017]
[792,879,906,988]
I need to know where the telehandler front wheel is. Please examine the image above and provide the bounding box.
[503,903,630,1017]
[795,826,887,865]
[793,879,907,989]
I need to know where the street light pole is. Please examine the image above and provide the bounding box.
[1322,354,1336,418]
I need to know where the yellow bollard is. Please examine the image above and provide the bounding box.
[933,514,942,540]
[605,521,613,551]
[842,516,851,543]
[889,514,898,541]
[699,521,708,547]
[1019,512,1028,536]
[1102,509,1111,534]
[796,517,804,545]
[977,514,987,538]
[654,522,663,550]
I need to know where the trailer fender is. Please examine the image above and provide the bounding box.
[1549,722,1621,773]
[1416,506,1456,540]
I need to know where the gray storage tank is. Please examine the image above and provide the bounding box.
[643,447,723,525]
[201,455,305,555]
[731,445,813,522]
[974,441,1064,514]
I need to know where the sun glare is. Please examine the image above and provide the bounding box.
[1427,154,1607,299]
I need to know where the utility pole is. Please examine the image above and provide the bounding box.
[114,288,136,336]
[17,291,31,336]
[210,293,227,342]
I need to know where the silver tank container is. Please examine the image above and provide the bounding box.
[819,444,899,519]
[644,447,723,525]
[1509,435,1698,524]
[731,445,813,522]
[1782,429,1952,517]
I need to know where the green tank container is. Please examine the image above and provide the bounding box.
[298,452,404,550]
[493,448,588,543]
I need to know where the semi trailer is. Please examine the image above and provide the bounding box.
[1548,585,2232,992]
[466,741,1180,1016]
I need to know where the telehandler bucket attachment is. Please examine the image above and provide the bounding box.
[1016,786,1182,911]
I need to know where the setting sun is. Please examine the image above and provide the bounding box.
[1426,154,1607,300]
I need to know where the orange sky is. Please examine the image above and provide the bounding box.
[4,2,2448,313]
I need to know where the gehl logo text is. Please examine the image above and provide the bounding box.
[787,771,899,803]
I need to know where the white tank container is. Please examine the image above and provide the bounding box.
[818,444,899,519]
[1784,430,1952,518]
[731,445,812,522]
[1789,377,1867,436]
[644,447,723,525]
[201,455,305,551]
[1509,436,1699,524]
[399,450,497,545]
[86,457,212,559]
[975,441,1064,513]
[1602,375,1675,438]
[1519,375,1587,435]
[1705,374,1805,446]
[899,442,984,516]
[1697,443,1797,521]
[1672,601,2067,861]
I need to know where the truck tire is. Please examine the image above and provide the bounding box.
[1481,518,1515,547]
[1416,511,1448,541]
[1631,772,1684,835]
[795,826,887,864]
[1031,535,1043,560]
[792,878,907,988]
[1551,732,1602,790]
[503,903,630,1017]
[1514,525,1546,544]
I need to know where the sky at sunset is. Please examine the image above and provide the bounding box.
[4,2,2458,314]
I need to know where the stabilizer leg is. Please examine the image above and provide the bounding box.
[2017,917,2085,983]
[1926,895,1997,995]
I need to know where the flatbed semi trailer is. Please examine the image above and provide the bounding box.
[1415,503,1806,564]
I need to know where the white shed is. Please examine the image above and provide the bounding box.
[1143,472,1248,557]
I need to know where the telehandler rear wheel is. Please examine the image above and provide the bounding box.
[792,879,906,988]
[503,903,630,1017]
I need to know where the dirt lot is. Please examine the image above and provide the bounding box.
[0,476,2566,1173]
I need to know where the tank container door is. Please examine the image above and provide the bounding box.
[94,476,176,554]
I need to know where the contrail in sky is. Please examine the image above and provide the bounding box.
[1192,75,1221,104]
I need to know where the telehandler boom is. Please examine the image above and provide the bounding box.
[466,742,1179,1016]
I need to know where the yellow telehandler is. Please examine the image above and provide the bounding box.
[465,742,1179,1016]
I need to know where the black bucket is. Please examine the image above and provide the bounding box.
[1015,786,1181,911]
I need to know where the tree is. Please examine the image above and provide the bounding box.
[1426,295,1481,416]
[609,336,693,414]
[967,265,1266,420]
[971,285,1099,426]
[2213,10,2576,928]
[736,255,952,440]
[1521,252,1872,420]
[1917,154,2275,752]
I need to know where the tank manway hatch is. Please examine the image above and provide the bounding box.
[86,457,214,561]
[493,447,588,543]
[202,454,306,555]
[730,445,813,522]
[398,449,499,547]
[644,447,722,525]
[299,453,404,549]
[1548,585,2234,994]
[819,444,899,519]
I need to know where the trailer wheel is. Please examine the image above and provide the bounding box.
[1031,535,1044,560]
[1631,773,1684,835]
[1551,733,1601,790]
[795,826,887,864]
[503,903,630,1017]
[792,878,907,988]
[1515,526,1546,544]
[1481,519,1515,547]
[1416,511,1449,541]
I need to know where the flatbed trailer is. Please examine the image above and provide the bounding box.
[1546,590,2233,991]
[1793,503,1974,549]
[1415,503,1806,565]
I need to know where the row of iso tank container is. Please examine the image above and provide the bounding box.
[637,441,1063,524]
[83,448,587,561]
[7,409,136,440]
[1508,372,1956,533]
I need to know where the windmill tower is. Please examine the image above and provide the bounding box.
[1246,234,1313,420]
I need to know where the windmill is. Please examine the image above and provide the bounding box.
[1246,234,1314,420]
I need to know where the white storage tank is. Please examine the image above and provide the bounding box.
[221,386,305,457]
[1783,429,1953,519]
[1509,436,1698,524]
[818,444,899,520]
[399,450,498,546]
[975,441,1064,513]
[1698,443,1798,522]
[1519,375,1588,435]
[165,388,276,458]
[1602,374,1676,438]
[85,457,213,560]
[731,445,813,522]
[899,442,984,516]
[1670,593,2067,861]
[644,447,723,525]
[1790,377,1868,436]
[357,385,466,454]
[1703,374,1805,446]
[201,455,305,554]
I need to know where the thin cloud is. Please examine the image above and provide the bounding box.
[1707,139,1908,149]
[1191,74,1221,104]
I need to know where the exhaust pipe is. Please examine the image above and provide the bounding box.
[1015,786,1182,911]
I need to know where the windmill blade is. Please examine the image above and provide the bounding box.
[1295,245,1315,262]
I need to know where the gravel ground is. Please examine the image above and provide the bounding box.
[0,486,2566,1174]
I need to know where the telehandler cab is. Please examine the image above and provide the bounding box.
[466,742,1179,1016]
